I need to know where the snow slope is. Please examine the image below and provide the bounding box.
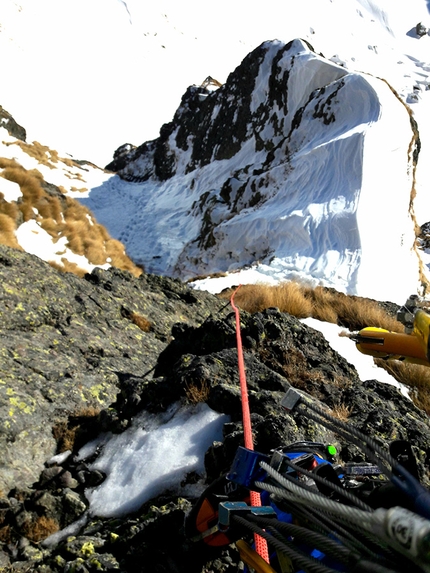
[1,0,430,304]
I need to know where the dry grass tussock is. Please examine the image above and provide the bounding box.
[262,342,352,397]
[330,403,352,422]
[185,380,210,404]
[48,258,88,278]
[0,212,22,250]
[220,281,430,413]
[4,139,76,169]
[22,515,60,542]
[219,282,402,332]
[375,359,430,415]
[129,312,152,332]
[0,157,142,277]
[52,406,101,453]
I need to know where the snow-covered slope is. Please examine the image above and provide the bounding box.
[80,39,426,304]
[0,109,140,276]
[2,0,430,305]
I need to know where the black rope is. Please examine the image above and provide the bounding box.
[279,457,373,512]
[232,514,343,573]
[300,400,397,469]
[269,493,390,562]
[296,402,393,480]
[246,514,354,566]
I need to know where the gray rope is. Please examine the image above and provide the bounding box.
[258,462,375,528]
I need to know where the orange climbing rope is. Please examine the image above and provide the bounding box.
[230,285,270,564]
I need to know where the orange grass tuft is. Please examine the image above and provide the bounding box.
[220,281,403,332]
[0,213,21,250]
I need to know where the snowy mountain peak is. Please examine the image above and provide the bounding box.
[91,39,425,304]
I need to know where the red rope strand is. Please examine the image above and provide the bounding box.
[230,285,270,563]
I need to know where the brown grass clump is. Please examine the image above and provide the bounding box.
[63,197,90,222]
[0,157,23,170]
[221,282,313,317]
[185,380,210,404]
[330,403,352,422]
[129,312,152,332]
[85,240,110,266]
[259,342,351,397]
[0,191,20,221]
[37,195,63,223]
[22,515,60,542]
[105,238,140,274]
[4,139,77,169]
[52,419,78,453]
[61,199,141,275]
[0,157,141,278]
[0,159,48,223]
[52,407,101,453]
[1,165,43,195]
[48,258,88,278]
[303,286,403,332]
[64,219,90,255]
[40,216,64,238]
[0,524,11,544]
[0,213,21,250]
[282,346,327,393]
[219,281,402,332]
[375,359,430,415]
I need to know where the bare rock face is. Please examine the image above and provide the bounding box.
[0,244,226,494]
[105,40,321,182]
[0,105,26,141]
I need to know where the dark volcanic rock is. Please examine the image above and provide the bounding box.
[0,244,226,493]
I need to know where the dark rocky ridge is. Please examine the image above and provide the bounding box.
[0,244,429,571]
[0,105,27,142]
[105,40,321,182]
[0,244,227,495]
[105,40,307,181]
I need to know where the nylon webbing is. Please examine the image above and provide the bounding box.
[230,285,270,563]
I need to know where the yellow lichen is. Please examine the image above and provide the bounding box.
[80,541,95,557]
[9,397,34,414]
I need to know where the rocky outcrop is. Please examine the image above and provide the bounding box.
[0,245,429,571]
[106,40,325,182]
[0,106,26,142]
[0,244,226,495]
